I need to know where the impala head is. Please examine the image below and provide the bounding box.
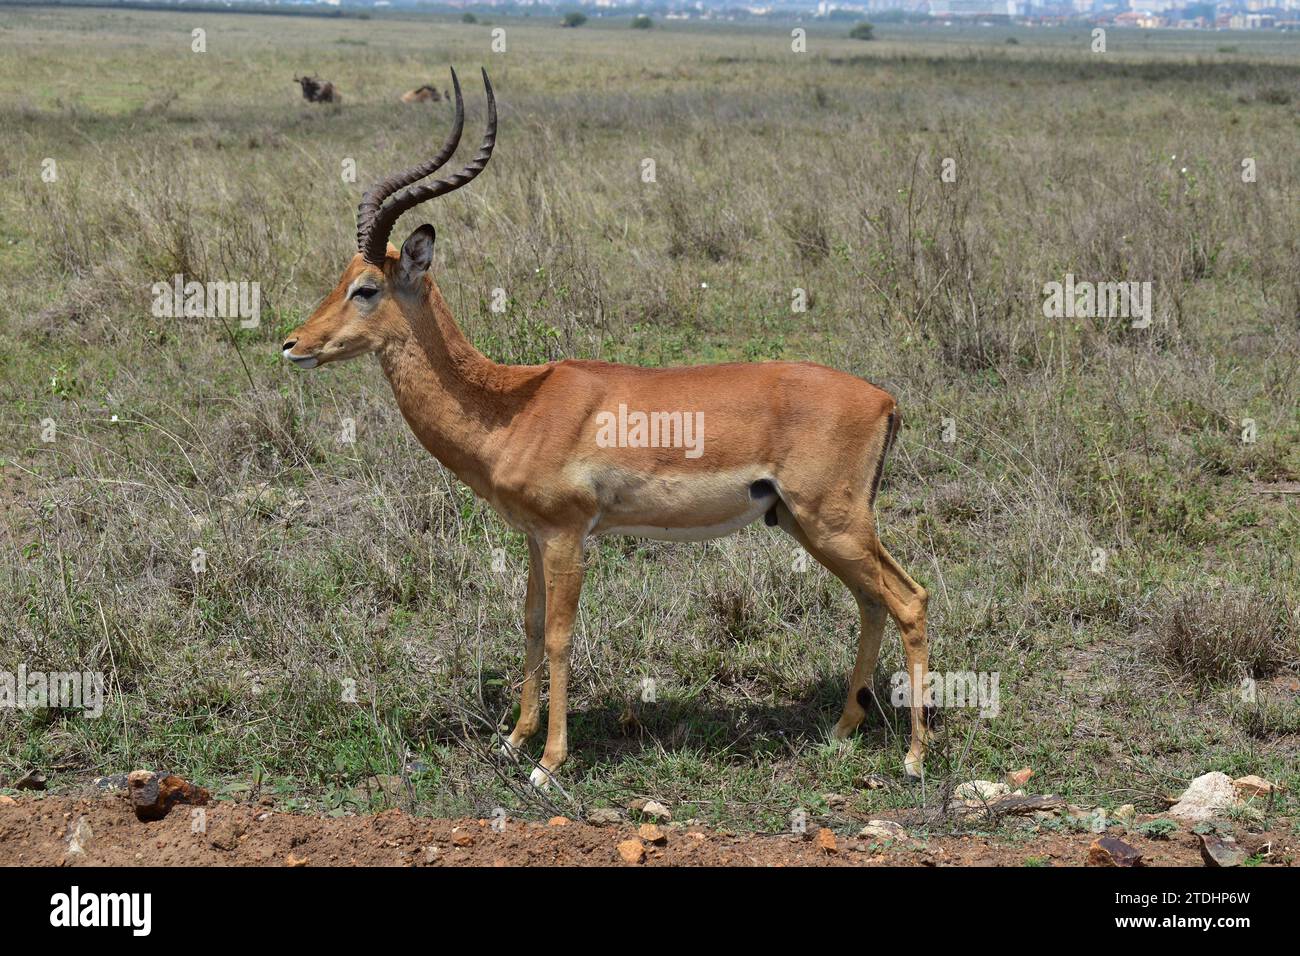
[282,67,496,370]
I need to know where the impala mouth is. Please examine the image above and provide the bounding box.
[282,348,319,369]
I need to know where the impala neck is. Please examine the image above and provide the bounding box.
[377,279,505,489]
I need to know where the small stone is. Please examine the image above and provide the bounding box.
[1169,772,1239,822]
[953,780,1010,803]
[1232,775,1278,799]
[285,852,308,867]
[858,820,909,841]
[1113,804,1137,826]
[617,839,647,864]
[1088,836,1143,867]
[1198,834,1247,868]
[638,823,667,844]
[628,798,671,823]
[423,846,440,864]
[128,770,210,822]
[0,795,16,806]
[855,774,888,790]
[815,828,838,854]
[1005,767,1034,789]
[823,793,849,809]
[451,830,474,847]
[547,816,569,826]
[586,808,624,826]
[208,819,246,852]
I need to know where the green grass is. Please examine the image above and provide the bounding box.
[0,7,1297,831]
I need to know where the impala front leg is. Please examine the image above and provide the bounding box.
[529,532,585,789]
[502,537,545,760]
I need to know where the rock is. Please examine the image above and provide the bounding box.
[628,798,671,823]
[823,793,849,809]
[1169,772,1239,822]
[854,774,888,790]
[586,808,624,826]
[451,830,474,847]
[1232,775,1278,799]
[953,780,1010,803]
[209,819,245,852]
[1113,804,1137,826]
[423,845,440,864]
[127,770,210,822]
[617,839,647,864]
[815,828,838,854]
[1005,767,1034,789]
[12,770,46,791]
[1198,834,1247,868]
[638,824,667,845]
[0,795,15,806]
[284,853,308,867]
[988,794,1066,816]
[858,820,909,841]
[93,774,128,791]
[547,816,569,826]
[1088,836,1143,867]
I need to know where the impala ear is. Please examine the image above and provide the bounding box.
[398,224,436,286]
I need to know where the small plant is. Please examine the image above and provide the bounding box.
[1005,36,1019,45]
[631,15,652,30]
[461,12,478,24]
[849,22,875,41]
[1136,818,1178,840]
[562,11,588,28]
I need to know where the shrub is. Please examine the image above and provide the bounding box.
[562,12,588,28]
[631,15,653,29]
[1156,588,1296,688]
[849,22,875,41]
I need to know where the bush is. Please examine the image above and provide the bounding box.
[849,22,875,41]
[1156,588,1296,688]
[562,12,588,28]
[631,14,653,29]
[461,12,477,24]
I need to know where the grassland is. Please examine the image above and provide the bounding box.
[0,7,1297,832]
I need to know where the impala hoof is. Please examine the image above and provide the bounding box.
[904,753,925,781]
[528,766,555,790]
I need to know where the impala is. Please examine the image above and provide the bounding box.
[282,69,931,787]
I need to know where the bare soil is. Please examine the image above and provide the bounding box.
[1,795,1293,867]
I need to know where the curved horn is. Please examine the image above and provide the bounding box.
[356,68,465,261]
[360,67,497,266]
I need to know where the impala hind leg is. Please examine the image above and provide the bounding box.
[874,545,929,780]
[528,532,585,789]
[502,537,546,760]
[776,503,930,779]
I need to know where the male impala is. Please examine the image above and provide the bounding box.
[282,69,931,787]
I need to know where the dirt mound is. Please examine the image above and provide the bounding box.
[1,795,1292,866]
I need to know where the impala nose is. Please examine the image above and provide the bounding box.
[281,340,319,368]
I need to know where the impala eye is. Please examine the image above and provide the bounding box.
[351,285,379,302]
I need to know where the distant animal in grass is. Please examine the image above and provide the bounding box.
[401,84,446,104]
[294,75,342,104]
